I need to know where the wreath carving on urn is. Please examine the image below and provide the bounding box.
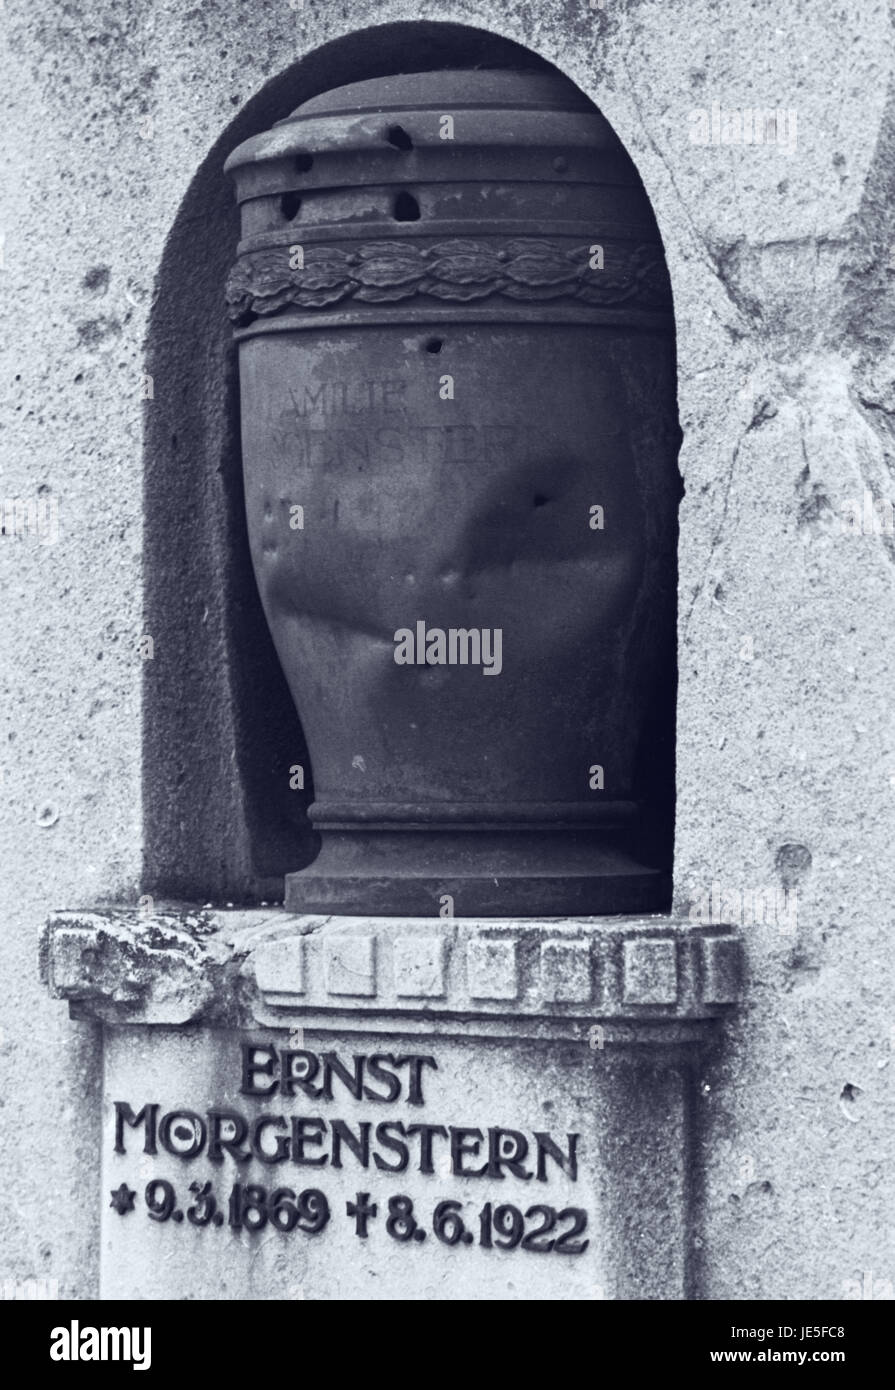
[226,238,673,324]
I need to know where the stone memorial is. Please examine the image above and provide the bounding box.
[41,63,741,1300]
[44,908,739,1300]
[3,0,891,1316]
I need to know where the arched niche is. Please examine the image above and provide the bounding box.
[142,20,679,906]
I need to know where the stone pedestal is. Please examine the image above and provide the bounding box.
[42,910,740,1301]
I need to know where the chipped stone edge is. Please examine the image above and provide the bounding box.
[41,908,741,1042]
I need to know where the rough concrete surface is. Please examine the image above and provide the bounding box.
[2,0,894,1299]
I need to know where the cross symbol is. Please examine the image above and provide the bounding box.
[346,1192,378,1238]
[109,1183,136,1215]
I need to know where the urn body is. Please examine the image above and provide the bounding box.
[226,69,679,915]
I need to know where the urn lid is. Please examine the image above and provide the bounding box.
[224,67,625,190]
[225,67,672,330]
[287,68,597,118]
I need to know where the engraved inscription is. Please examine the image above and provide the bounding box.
[269,420,519,471]
[109,1043,590,1259]
[286,378,408,417]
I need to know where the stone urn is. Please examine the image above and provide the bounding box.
[225,68,679,917]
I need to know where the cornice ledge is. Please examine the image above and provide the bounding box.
[42,908,741,1039]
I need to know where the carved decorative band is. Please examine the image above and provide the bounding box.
[41,909,741,1033]
[226,237,673,324]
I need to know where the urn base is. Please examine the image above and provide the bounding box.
[285,807,669,916]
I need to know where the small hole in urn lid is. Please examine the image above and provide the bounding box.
[280,191,302,221]
[386,124,414,151]
[294,152,314,172]
[424,337,443,354]
[394,191,421,221]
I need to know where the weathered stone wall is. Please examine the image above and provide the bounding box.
[2,0,893,1299]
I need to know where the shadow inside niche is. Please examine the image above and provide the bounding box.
[142,22,557,904]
